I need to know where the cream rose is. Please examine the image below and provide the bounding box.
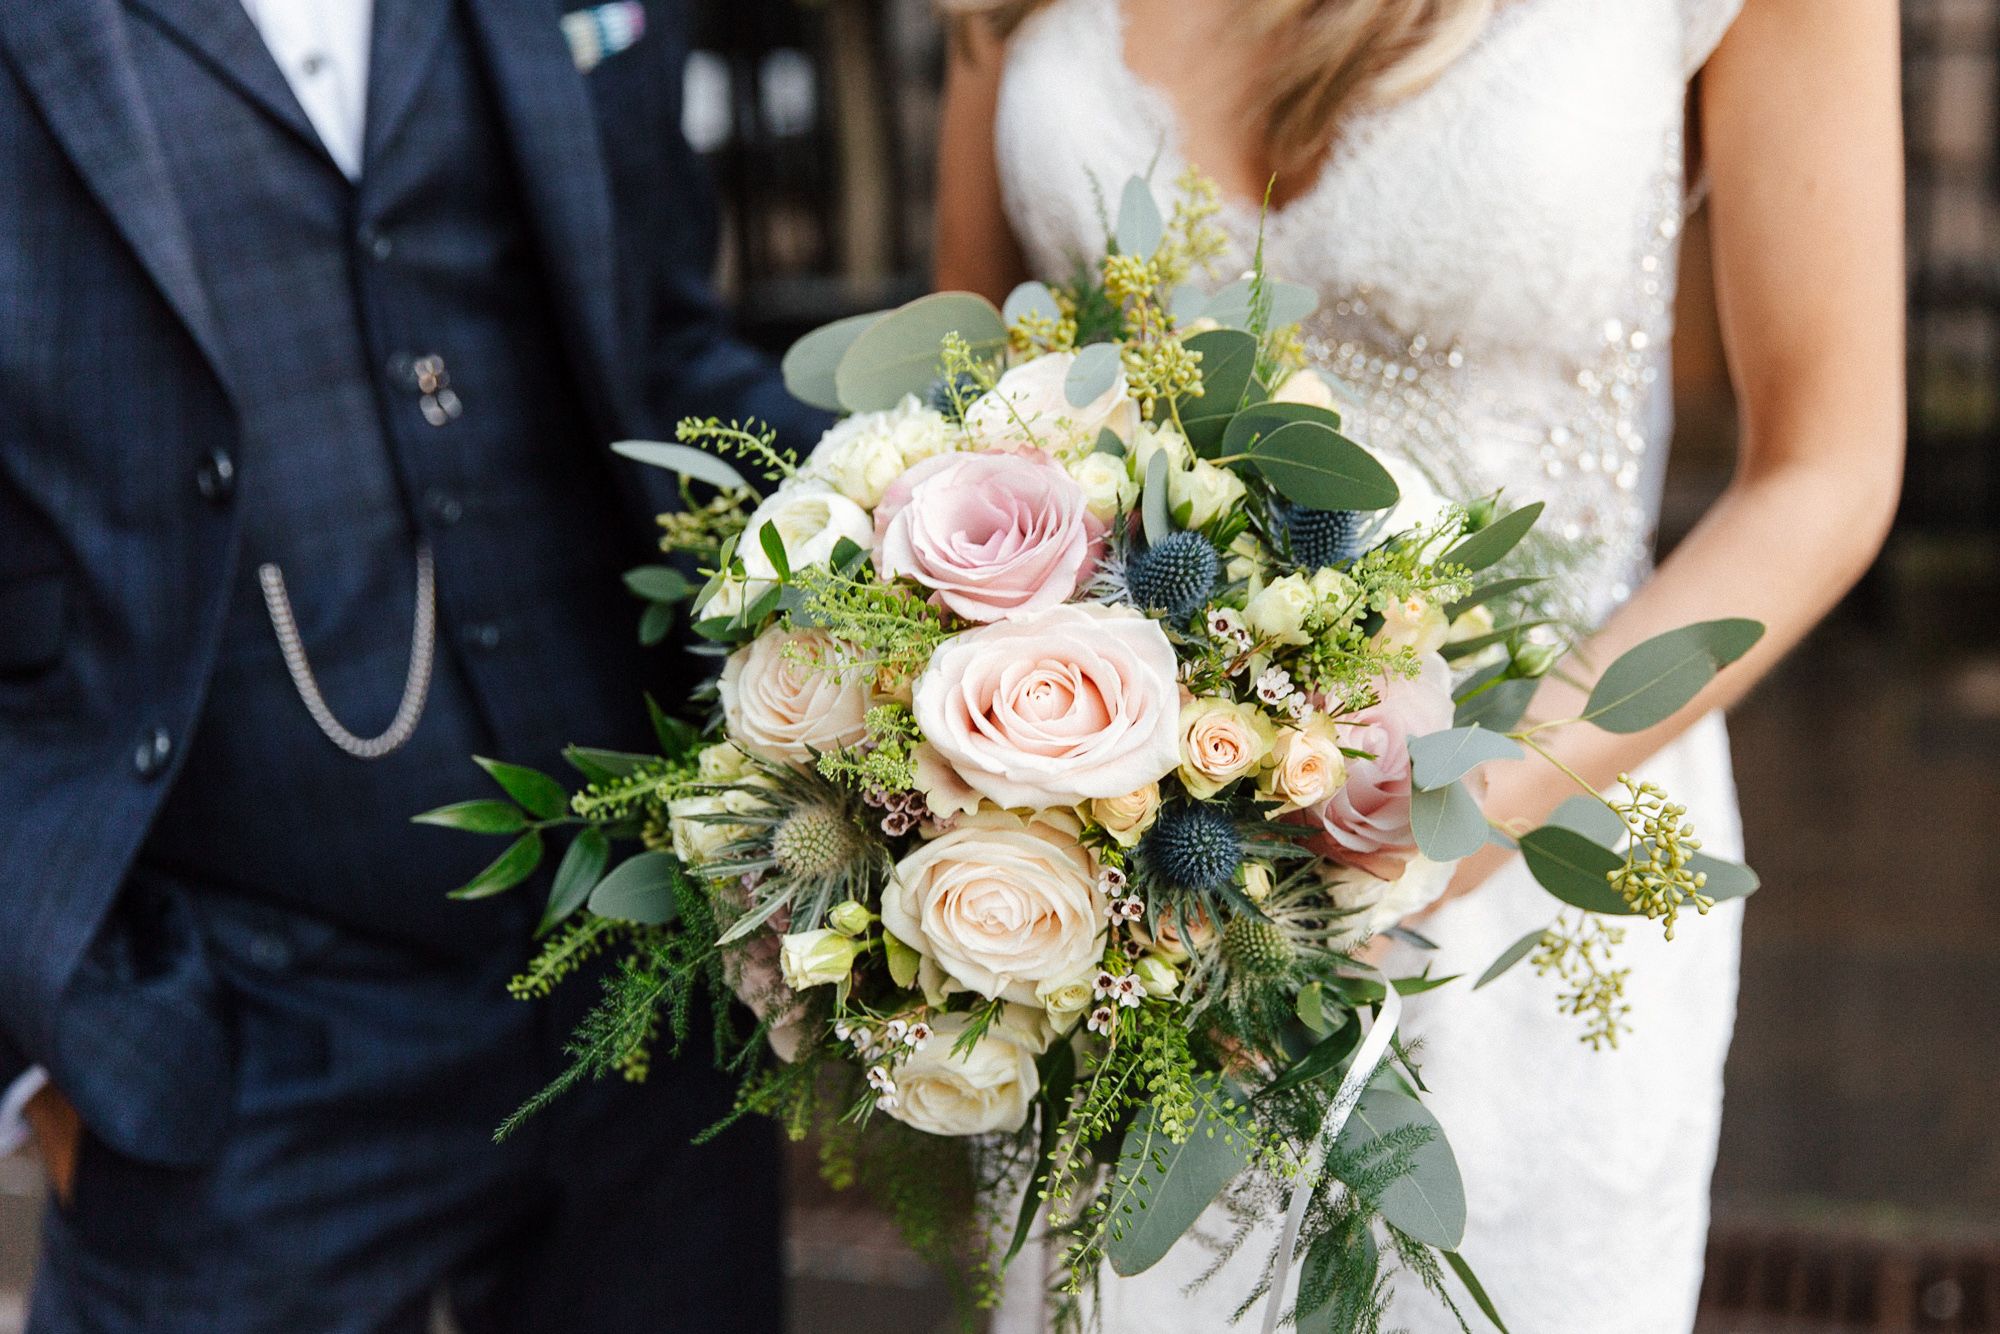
[739,480,874,585]
[882,1011,1039,1136]
[1320,855,1454,950]
[880,809,1106,1004]
[911,604,1181,809]
[1244,572,1317,646]
[1129,421,1192,474]
[965,351,1141,456]
[779,928,864,990]
[1035,974,1097,1034]
[1090,781,1162,847]
[719,627,871,765]
[1169,460,1248,529]
[1376,452,1450,539]
[1258,715,1349,814]
[1067,450,1140,525]
[1373,592,1450,655]
[1271,368,1342,411]
[798,394,955,506]
[667,785,765,866]
[1177,697,1276,799]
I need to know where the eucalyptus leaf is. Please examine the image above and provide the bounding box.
[611,440,753,496]
[1115,176,1164,257]
[637,601,672,646]
[1440,502,1545,572]
[448,830,544,900]
[1453,676,1537,731]
[1410,780,1488,861]
[1690,852,1760,901]
[757,522,791,581]
[1446,576,1545,620]
[781,310,885,411]
[1296,981,1332,1034]
[834,292,1006,412]
[1297,1225,1380,1334]
[1142,448,1173,545]
[1581,619,1764,733]
[1202,277,1319,330]
[586,851,681,925]
[475,757,568,821]
[1260,1019,1362,1100]
[413,799,525,835]
[1065,342,1123,407]
[1440,621,1552,663]
[1546,794,1627,847]
[1443,1251,1513,1333]
[1472,926,1548,991]
[1106,1077,1253,1276]
[1248,421,1400,512]
[536,827,611,937]
[1167,282,1207,321]
[1336,1089,1466,1249]
[1001,280,1061,328]
[1092,427,1126,458]
[1408,726,1523,791]
[1183,329,1258,414]
[1220,401,1345,458]
[1517,825,1633,915]
[622,565,692,603]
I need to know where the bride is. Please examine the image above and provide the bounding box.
[934,0,1903,1328]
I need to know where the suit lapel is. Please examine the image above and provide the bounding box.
[363,0,452,167]
[120,0,332,168]
[462,0,628,433]
[0,0,238,406]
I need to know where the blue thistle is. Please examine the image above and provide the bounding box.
[926,371,982,423]
[1141,803,1243,895]
[1126,532,1219,618]
[1286,505,1368,568]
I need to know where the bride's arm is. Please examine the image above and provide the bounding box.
[934,15,1032,302]
[1440,0,1906,899]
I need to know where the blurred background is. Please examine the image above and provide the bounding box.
[5,2,1997,1330]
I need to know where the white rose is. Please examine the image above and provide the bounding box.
[1066,450,1140,525]
[1226,531,1266,584]
[695,576,749,624]
[800,395,954,507]
[1271,368,1342,411]
[1244,573,1316,646]
[881,1011,1039,1136]
[740,480,874,583]
[1320,856,1454,950]
[719,627,871,765]
[965,351,1140,456]
[1035,974,1097,1034]
[1130,421,1192,474]
[1168,460,1247,529]
[1373,593,1450,656]
[696,741,758,783]
[880,809,1106,1005]
[1376,453,1450,539]
[668,786,765,866]
[779,928,865,990]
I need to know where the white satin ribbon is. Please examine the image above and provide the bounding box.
[1259,980,1404,1334]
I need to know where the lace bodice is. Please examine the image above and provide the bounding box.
[996,0,1744,620]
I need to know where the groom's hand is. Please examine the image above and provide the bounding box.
[23,1082,81,1208]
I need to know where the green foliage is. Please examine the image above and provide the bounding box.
[509,915,626,1000]
[671,416,798,484]
[817,704,924,795]
[786,563,954,688]
[1531,910,1631,1050]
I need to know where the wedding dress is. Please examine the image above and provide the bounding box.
[988,1,1748,1329]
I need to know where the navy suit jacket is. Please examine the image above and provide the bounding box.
[0,0,823,1144]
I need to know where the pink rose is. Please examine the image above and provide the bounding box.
[719,627,871,765]
[911,604,1181,809]
[1301,653,1455,878]
[874,451,1104,623]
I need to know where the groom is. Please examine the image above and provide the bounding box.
[0,0,822,1329]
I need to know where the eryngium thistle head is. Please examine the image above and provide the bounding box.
[926,370,982,423]
[1140,802,1242,894]
[1222,914,1297,978]
[1126,531,1219,618]
[1286,505,1367,568]
[771,804,865,880]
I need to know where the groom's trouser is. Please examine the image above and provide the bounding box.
[26,882,781,1334]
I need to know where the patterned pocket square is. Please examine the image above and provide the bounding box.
[563,2,647,73]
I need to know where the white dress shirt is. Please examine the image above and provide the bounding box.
[0,0,380,1164]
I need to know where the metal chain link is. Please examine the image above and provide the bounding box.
[257,544,437,760]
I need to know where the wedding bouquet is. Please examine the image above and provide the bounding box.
[422,174,1761,1331]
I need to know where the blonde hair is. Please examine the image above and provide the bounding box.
[952,0,1493,183]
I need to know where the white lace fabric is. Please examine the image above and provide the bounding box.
[990,1,1748,1329]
